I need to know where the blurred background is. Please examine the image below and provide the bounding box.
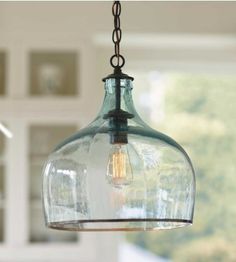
[0,1,236,261]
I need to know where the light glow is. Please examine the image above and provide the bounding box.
[0,123,13,138]
[107,144,133,187]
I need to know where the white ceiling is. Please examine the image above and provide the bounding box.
[0,2,235,36]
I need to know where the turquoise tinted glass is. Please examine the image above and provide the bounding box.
[42,77,195,231]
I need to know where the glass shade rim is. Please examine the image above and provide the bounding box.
[46,219,193,232]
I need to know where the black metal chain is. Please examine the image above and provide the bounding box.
[110,1,125,70]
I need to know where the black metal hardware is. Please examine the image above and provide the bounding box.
[102,68,134,82]
[103,1,134,145]
[103,76,134,144]
[110,1,125,70]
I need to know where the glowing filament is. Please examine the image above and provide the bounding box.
[106,145,133,187]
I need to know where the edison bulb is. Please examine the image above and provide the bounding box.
[106,144,133,187]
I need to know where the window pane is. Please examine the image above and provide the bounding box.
[29,124,79,243]
[29,52,78,96]
[127,71,236,261]
[0,52,6,96]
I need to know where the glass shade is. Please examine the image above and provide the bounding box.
[42,76,195,231]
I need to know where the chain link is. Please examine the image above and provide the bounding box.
[110,1,125,69]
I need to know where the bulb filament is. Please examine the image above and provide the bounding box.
[106,144,133,187]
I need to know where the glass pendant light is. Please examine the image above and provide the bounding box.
[42,1,195,231]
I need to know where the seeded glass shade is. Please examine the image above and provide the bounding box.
[42,76,195,231]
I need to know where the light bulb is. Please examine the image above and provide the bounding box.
[106,144,133,187]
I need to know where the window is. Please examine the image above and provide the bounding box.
[0,52,6,95]
[126,70,236,261]
[29,52,78,96]
[29,124,79,243]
